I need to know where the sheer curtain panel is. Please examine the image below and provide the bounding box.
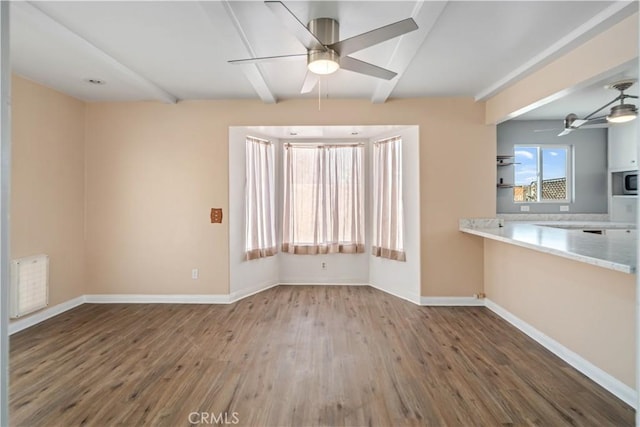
[372,136,406,261]
[245,137,277,260]
[282,144,364,254]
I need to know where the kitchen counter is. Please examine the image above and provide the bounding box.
[459,218,636,274]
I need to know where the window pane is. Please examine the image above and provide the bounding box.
[514,147,538,202]
[541,148,567,200]
[282,145,364,252]
[291,148,316,244]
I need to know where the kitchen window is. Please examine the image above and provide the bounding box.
[513,145,572,203]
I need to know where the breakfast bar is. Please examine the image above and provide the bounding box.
[459,218,636,274]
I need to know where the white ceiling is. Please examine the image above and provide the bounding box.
[9,1,639,105]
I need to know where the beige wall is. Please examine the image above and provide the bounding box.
[484,239,635,387]
[84,98,495,296]
[11,76,86,309]
[486,12,638,124]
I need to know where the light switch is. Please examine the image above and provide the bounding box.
[211,208,223,224]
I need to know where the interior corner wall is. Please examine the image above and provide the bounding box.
[419,99,496,297]
[369,126,421,302]
[83,98,494,298]
[11,75,86,313]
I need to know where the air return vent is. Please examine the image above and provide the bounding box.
[10,254,49,318]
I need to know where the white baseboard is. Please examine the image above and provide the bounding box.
[9,295,86,335]
[230,282,279,303]
[278,282,369,286]
[368,282,421,305]
[420,296,484,306]
[485,298,637,409]
[85,294,231,304]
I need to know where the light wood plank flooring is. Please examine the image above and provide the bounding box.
[10,286,634,426]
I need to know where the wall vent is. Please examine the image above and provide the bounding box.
[10,254,49,318]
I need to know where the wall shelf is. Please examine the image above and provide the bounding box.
[497,155,516,188]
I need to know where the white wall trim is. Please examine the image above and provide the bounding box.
[9,295,86,335]
[368,282,421,305]
[278,282,369,286]
[230,281,279,303]
[420,296,484,306]
[485,298,637,409]
[85,294,232,304]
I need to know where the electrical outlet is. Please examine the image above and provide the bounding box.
[191,268,199,279]
[560,205,569,212]
[520,205,530,212]
[321,262,327,270]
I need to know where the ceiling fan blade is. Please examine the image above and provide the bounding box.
[228,53,307,65]
[300,72,318,94]
[265,1,326,50]
[558,129,572,137]
[586,117,607,125]
[329,18,418,57]
[571,119,589,128]
[339,56,396,80]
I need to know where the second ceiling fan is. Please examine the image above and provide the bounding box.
[558,80,638,136]
[229,1,419,93]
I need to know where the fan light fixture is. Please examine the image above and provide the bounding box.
[607,103,637,123]
[229,3,419,94]
[559,80,638,136]
[307,50,339,75]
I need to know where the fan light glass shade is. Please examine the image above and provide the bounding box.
[308,50,339,75]
[607,104,637,123]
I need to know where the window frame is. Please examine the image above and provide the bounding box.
[513,144,573,204]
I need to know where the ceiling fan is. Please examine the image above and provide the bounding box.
[557,79,638,136]
[228,1,419,94]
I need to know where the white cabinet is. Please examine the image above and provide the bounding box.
[608,121,638,171]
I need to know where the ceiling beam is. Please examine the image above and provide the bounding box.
[371,1,448,104]
[14,1,178,104]
[213,1,277,104]
[475,0,638,101]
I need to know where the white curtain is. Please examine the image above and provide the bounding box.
[245,136,277,260]
[372,136,406,261]
[282,144,364,255]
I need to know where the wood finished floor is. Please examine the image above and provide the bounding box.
[10,286,634,426]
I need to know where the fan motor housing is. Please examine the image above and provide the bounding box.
[308,18,339,45]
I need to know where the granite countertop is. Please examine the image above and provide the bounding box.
[459,218,636,274]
